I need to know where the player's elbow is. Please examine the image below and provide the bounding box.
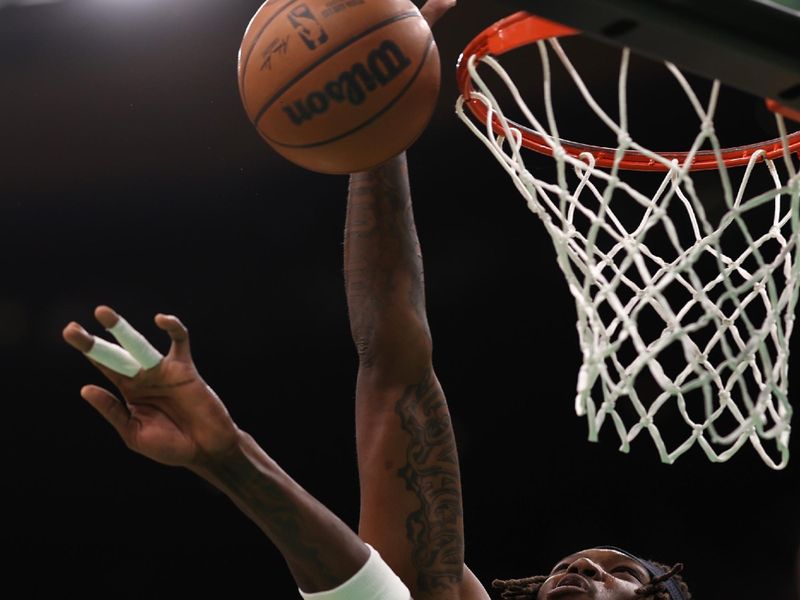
[355,321,433,380]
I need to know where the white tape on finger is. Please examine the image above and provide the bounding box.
[85,337,142,378]
[108,317,163,370]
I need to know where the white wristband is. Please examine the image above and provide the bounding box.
[298,545,411,600]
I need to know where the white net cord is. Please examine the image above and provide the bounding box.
[457,39,800,469]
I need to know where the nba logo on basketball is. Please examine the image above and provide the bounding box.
[288,4,329,50]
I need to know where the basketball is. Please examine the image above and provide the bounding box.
[238,0,441,174]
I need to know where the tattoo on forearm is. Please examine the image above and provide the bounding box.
[346,158,459,589]
[211,457,336,586]
[396,369,464,591]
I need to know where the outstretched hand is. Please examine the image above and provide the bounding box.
[63,306,239,471]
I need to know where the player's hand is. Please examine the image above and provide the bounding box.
[420,0,456,28]
[63,306,240,471]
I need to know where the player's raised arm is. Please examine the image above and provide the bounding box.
[344,8,489,593]
[63,306,409,599]
[346,150,489,600]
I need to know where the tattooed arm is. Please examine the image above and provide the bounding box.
[63,307,369,595]
[345,154,489,600]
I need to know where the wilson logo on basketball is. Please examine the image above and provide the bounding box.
[282,40,412,126]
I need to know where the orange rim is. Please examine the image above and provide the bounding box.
[456,11,800,172]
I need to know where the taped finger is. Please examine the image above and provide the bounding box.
[85,337,142,378]
[107,316,164,370]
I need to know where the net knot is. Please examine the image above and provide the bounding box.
[527,198,544,217]
[689,349,707,365]
[617,131,633,148]
[623,237,640,255]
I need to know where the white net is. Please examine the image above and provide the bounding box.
[457,37,800,469]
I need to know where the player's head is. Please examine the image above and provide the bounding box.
[492,546,691,599]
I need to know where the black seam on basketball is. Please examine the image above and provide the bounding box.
[253,10,422,126]
[240,0,303,112]
[263,33,436,149]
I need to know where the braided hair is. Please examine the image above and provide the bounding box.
[491,561,691,600]
[490,575,548,600]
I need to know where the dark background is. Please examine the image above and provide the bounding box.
[1,0,798,598]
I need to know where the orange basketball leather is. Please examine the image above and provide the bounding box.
[239,0,440,174]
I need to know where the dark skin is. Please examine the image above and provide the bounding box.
[543,549,651,600]
[63,306,369,592]
[62,171,646,600]
[62,2,660,598]
[341,141,652,600]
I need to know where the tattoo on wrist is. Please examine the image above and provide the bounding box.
[211,454,337,586]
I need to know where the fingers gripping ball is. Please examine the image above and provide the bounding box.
[238,0,441,174]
